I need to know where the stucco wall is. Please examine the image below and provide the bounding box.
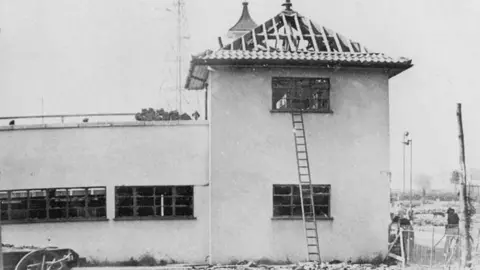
[209,67,391,262]
[0,123,209,263]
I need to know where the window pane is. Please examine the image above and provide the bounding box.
[137,196,154,206]
[175,196,192,206]
[175,206,193,216]
[49,209,66,219]
[68,208,86,218]
[163,206,173,216]
[137,207,155,217]
[1,211,8,221]
[273,206,291,216]
[11,210,27,220]
[313,185,330,194]
[116,197,133,207]
[10,198,27,210]
[137,187,154,196]
[315,206,329,217]
[154,196,173,206]
[29,210,46,220]
[176,186,193,196]
[117,207,134,217]
[314,195,329,205]
[292,206,303,216]
[273,185,291,195]
[273,195,291,206]
[116,187,133,196]
[89,195,106,207]
[89,207,106,218]
[69,196,86,208]
[0,200,8,211]
[155,186,172,196]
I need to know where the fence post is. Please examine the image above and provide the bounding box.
[430,226,434,269]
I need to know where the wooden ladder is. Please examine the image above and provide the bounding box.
[291,110,321,262]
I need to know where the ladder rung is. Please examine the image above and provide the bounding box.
[308,252,319,255]
[299,166,309,168]
[307,244,318,247]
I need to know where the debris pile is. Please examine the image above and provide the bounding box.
[201,261,401,270]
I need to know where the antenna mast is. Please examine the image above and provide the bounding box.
[176,0,183,114]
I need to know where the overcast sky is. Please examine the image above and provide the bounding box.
[1,0,479,190]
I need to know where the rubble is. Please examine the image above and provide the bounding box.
[200,261,402,270]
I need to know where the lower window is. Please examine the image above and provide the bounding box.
[0,187,107,223]
[273,184,331,218]
[115,185,194,219]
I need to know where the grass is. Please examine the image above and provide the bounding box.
[84,253,179,267]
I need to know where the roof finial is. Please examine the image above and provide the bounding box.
[282,0,292,11]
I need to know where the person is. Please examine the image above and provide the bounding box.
[444,208,460,257]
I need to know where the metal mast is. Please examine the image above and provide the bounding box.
[176,0,183,114]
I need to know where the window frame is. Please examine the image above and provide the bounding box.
[271,77,332,113]
[114,185,195,221]
[272,184,332,220]
[0,186,107,224]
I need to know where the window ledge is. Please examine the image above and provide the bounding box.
[270,109,334,114]
[113,216,197,221]
[271,216,334,221]
[1,218,109,225]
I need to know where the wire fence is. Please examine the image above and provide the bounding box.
[388,226,480,269]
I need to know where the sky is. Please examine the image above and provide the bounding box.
[0,0,479,190]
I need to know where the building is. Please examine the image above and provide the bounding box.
[0,1,412,264]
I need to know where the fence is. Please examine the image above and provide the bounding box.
[388,226,480,269]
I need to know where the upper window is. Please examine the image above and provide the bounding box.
[0,187,106,223]
[273,184,331,218]
[115,185,194,219]
[272,77,330,112]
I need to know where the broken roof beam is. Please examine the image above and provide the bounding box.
[281,13,296,51]
[292,13,307,51]
[262,20,270,52]
[333,33,343,52]
[251,28,258,49]
[311,22,331,52]
[271,16,282,51]
[305,18,319,52]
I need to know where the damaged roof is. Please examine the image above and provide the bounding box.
[185,2,413,90]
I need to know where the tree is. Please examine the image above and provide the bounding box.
[415,173,432,203]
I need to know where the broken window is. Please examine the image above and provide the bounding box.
[272,77,330,112]
[273,184,331,218]
[115,185,194,219]
[0,187,107,223]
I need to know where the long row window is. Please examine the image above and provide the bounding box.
[1,184,331,223]
[0,187,106,223]
[115,186,194,219]
[273,184,331,218]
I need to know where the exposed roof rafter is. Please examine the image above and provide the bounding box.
[222,11,368,54]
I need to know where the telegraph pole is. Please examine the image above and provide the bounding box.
[457,103,472,268]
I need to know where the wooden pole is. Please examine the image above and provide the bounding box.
[0,200,3,270]
[456,103,472,268]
